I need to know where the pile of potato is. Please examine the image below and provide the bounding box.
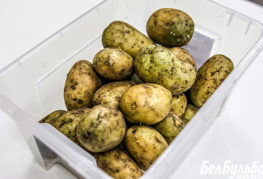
[39,8,234,179]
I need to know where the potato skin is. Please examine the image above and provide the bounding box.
[125,125,168,170]
[171,93,187,117]
[77,105,126,153]
[96,148,143,179]
[190,54,234,107]
[102,21,155,58]
[153,112,185,144]
[39,110,66,124]
[52,108,90,143]
[92,81,135,109]
[135,45,196,95]
[93,48,133,80]
[170,47,196,70]
[64,60,102,110]
[120,83,172,125]
[147,8,194,47]
[182,104,199,124]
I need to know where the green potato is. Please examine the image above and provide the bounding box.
[147,8,194,47]
[125,125,168,170]
[92,81,135,109]
[135,45,196,95]
[170,47,196,70]
[182,104,199,124]
[39,110,66,124]
[153,112,185,144]
[171,93,187,117]
[93,48,133,80]
[120,83,172,125]
[95,148,143,179]
[64,60,102,110]
[102,21,155,58]
[77,105,126,153]
[190,54,234,107]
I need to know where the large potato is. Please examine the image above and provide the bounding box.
[170,47,196,69]
[96,148,143,179]
[182,104,199,124]
[77,105,126,152]
[153,112,185,144]
[92,81,134,109]
[125,125,168,170]
[135,45,196,95]
[171,93,187,117]
[52,108,90,143]
[120,83,172,125]
[102,21,155,58]
[93,48,133,80]
[39,110,66,124]
[190,54,234,107]
[147,8,194,47]
[64,60,102,110]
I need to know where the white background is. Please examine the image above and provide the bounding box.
[0,0,263,178]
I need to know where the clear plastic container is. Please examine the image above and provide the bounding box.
[0,0,262,178]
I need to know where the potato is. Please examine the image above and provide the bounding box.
[171,93,187,117]
[120,83,172,125]
[190,54,234,107]
[135,45,196,95]
[170,47,196,70]
[52,108,90,143]
[64,60,102,110]
[125,125,168,170]
[77,105,126,152]
[130,73,143,84]
[92,81,135,109]
[182,104,199,124]
[153,112,185,144]
[96,148,143,179]
[147,8,194,47]
[93,48,133,80]
[102,21,155,58]
[39,110,66,124]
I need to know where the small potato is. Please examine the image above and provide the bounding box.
[93,48,133,80]
[92,81,135,109]
[190,54,234,107]
[77,105,126,153]
[102,21,155,58]
[153,112,185,144]
[170,47,196,69]
[125,125,168,170]
[39,110,66,124]
[182,104,199,124]
[52,108,90,143]
[130,73,143,84]
[135,45,196,95]
[64,60,102,110]
[120,83,172,125]
[147,8,194,47]
[96,148,143,179]
[171,93,187,117]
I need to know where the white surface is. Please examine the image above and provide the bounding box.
[0,0,263,178]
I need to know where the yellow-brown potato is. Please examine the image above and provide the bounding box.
[125,125,168,170]
[102,21,155,58]
[93,48,133,80]
[182,104,199,124]
[96,148,143,179]
[171,93,187,117]
[190,54,234,107]
[77,105,126,153]
[64,60,102,110]
[153,112,185,144]
[170,47,196,69]
[92,81,135,109]
[39,110,66,124]
[120,83,172,125]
